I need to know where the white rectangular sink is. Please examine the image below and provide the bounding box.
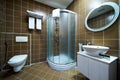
[83,45,109,57]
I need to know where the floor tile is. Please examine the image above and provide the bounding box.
[0,62,88,80]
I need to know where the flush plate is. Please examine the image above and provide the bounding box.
[16,36,28,42]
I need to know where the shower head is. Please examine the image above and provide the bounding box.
[52,9,60,18]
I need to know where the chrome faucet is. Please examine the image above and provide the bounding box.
[86,40,91,45]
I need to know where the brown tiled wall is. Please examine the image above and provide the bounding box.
[0,0,119,67]
[0,0,54,66]
[0,0,5,32]
[68,0,119,57]
[0,0,6,68]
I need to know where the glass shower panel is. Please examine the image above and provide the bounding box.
[47,9,77,67]
[59,12,69,64]
[47,15,54,62]
[47,9,77,70]
[68,13,76,63]
[53,17,60,64]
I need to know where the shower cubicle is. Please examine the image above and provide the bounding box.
[47,9,77,70]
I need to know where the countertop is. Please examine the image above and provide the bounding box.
[77,51,118,64]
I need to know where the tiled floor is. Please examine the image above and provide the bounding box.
[0,62,88,80]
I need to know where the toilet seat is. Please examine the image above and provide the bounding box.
[8,55,27,64]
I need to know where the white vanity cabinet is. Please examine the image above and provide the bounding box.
[77,51,118,80]
[77,54,89,78]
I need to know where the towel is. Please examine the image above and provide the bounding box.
[36,18,42,30]
[28,17,35,29]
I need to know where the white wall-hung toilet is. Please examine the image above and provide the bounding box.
[8,54,28,72]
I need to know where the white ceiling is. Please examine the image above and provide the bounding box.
[34,0,73,9]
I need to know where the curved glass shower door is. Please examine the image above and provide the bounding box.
[47,9,77,65]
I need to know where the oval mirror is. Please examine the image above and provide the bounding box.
[85,2,119,32]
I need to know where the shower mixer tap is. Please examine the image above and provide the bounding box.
[55,28,59,31]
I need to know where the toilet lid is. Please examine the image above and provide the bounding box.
[8,55,27,63]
